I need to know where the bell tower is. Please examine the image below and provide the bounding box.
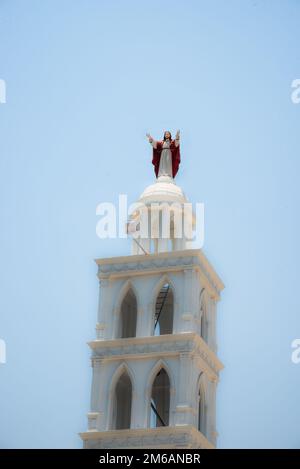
[80,172,224,449]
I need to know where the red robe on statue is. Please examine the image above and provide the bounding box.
[152,140,181,178]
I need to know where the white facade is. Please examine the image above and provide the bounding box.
[80,177,224,449]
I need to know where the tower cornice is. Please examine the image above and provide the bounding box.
[89,332,223,381]
[95,249,224,300]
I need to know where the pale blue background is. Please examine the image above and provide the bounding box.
[0,0,299,448]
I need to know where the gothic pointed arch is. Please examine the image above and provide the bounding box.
[152,275,175,336]
[197,373,207,436]
[114,278,140,313]
[115,280,138,338]
[147,360,173,428]
[109,363,134,430]
[199,288,209,342]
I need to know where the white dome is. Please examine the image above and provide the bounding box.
[139,176,187,204]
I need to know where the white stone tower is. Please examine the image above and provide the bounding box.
[80,172,224,449]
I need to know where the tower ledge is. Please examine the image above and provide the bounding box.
[95,248,224,300]
[80,425,214,449]
[88,332,224,381]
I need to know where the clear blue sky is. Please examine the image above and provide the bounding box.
[0,0,299,448]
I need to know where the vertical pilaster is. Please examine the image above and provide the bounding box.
[145,301,154,336]
[90,357,107,431]
[207,378,217,446]
[97,277,110,340]
[174,352,194,425]
[181,268,198,333]
[210,298,217,353]
[130,363,148,429]
[136,302,145,337]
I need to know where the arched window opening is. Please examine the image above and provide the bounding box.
[200,299,208,342]
[118,289,137,338]
[154,283,173,335]
[198,385,206,435]
[150,369,170,428]
[112,371,132,430]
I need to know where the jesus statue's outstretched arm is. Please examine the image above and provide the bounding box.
[175,129,180,147]
[146,133,157,149]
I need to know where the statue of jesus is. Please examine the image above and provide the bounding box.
[146,130,181,179]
